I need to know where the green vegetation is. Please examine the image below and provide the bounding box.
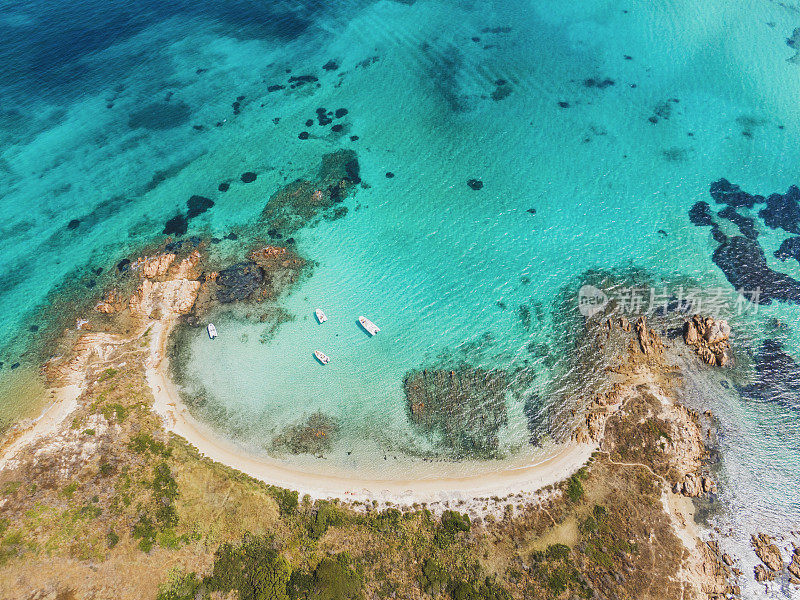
[207,535,291,600]
[309,501,342,539]
[269,486,299,517]
[129,432,171,457]
[98,367,118,382]
[156,568,201,600]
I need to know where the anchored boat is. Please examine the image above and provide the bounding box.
[358,316,380,336]
[315,308,327,324]
[207,323,218,339]
[314,350,331,365]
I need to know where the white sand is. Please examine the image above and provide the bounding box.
[145,319,595,503]
[0,383,83,470]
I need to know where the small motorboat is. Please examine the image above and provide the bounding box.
[315,308,327,324]
[358,316,380,336]
[207,323,218,339]
[314,350,331,365]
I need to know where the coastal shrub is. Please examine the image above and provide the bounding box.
[372,507,402,531]
[101,403,127,422]
[129,433,171,457]
[420,557,448,596]
[99,367,118,381]
[545,544,570,561]
[99,461,113,476]
[205,534,291,600]
[565,475,584,502]
[441,510,471,534]
[269,486,299,516]
[449,577,510,600]
[309,501,342,539]
[307,553,363,600]
[156,568,201,600]
[132,515,157,552]
[106,530,119,548]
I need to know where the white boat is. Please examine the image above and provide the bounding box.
[315,308,327,324]
[314,350,330,365]
[207,323,218,339]
[358,316,380,336]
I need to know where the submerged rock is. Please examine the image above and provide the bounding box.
[467,179,483,190]
[271,411,339,456]
[260,149,361,237]
[215,262,264,304]
[718,206,758,239]
[709,178,763,209]
[403,366,508,458]
[741,339,800,406]
[128,101,191,130]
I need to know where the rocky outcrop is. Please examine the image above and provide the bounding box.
[128,251,201,319]
[43,333,126,385]
[95,288,126,314]
[751,534,783,580]
[789,547,800,583]
[683,316,730,366]
[635,316,661,355]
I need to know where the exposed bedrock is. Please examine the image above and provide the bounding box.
[682,315,731,366]
[403,366,508,458]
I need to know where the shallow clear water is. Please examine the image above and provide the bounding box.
[3,0,800,591]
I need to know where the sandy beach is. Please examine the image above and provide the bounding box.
[145,319,595,504]
[0,383,83,471]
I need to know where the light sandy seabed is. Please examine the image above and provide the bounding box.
[145,320,596,504]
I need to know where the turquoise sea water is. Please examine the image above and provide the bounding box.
[3,0,800,591]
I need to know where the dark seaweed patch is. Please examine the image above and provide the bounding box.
[163,214,188,236]
[186,195,214,219]
[759,187,800,234]
[241,172,257,183]
[467,179,483,190]
[775,237,800,264]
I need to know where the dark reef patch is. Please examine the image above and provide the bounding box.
[128,101,191,130]
[583,77,615,89]
[775,237,800,264]
[241,172,257,184]
[163,214,189,236]
[216,261,265,304]
[66,219,81,230]
[709,178,763,209]
[712,236,800,304]
[759,186,800,234]
[218,182,229,192]
[186,195,214,219]
[467,179,483,190]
